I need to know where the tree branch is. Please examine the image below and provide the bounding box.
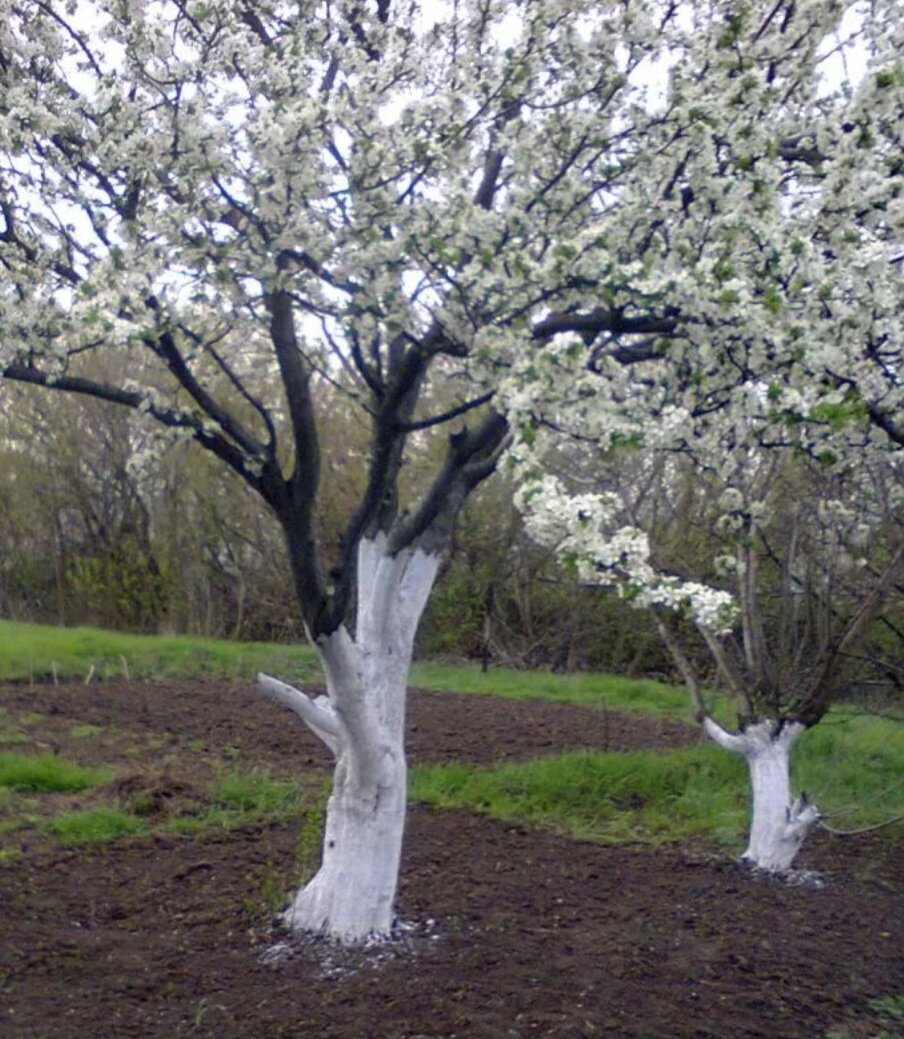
[474,150,504,211]
[701,715,748,753]
[144,307,268,461]
[653,611,706,720]
[389,410,509,553]
[267,282,321,504]
[266,282,330,633]
[867,402,904,447]
[394,390,495,432]
[257,673,342,755]
[696,623,756,721]
[1,361,266,496]
[532,308,679,345]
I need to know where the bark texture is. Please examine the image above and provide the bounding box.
[259,535,439,942]
[703,717,820,872]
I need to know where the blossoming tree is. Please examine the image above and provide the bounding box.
[1,0,900,935]
[515,433,903,871]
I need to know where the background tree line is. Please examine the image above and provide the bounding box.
[0,375,668,674]
[2,376,900,704]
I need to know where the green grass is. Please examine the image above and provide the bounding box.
[2,620,901,854]
[46,806,146,844]
[0,620,321,684]
[0,707,28,745]
[69,723,103,739]
[412,745,750,847]
[796,713,904,828]
[211,770,304,816]
[410,660,691,715]
[0,752,109,792]
[867,995,904,1023]
[41,770,312,844]
[411,714,904,846]
[163,770,309,836]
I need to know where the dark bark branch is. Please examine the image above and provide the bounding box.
[345,3,382,62]
[32,1,103,77]
[867,402,904,447]
[143,310,267,461]
[474,150,504,211]
[653,611,707,721]
[394,390,495,432]
[389,410,509,554]
[280,248,360,296]
[266,282,330,633]
[696,623,756,723]
[197,335,278,452]
[348,330,385,396]
[329,334,430,626]
[267,283,321,503]
[532,308,679,345]
[590,335,666,367]
[238,6,275,48]
[753,0,792,45]
[524,132,591,214]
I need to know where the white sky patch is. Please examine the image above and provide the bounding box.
[492,6,524,48]
[816,3,871,97]
[625,49,679,113]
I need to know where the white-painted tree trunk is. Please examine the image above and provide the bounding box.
[703,717,820,872]
[258,535,439,943]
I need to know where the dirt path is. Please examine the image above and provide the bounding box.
[0,680,901,1039]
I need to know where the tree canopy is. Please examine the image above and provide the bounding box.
[2,1,900,645]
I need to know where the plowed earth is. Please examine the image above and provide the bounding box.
[0,679,901,1039]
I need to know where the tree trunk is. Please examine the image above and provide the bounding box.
[258,535,439,943]
[703,717,820,872]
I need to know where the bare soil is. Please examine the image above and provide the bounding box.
[0,679,901,1039]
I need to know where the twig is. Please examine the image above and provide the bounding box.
[818,815,904,836]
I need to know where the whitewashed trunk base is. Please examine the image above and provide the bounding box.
[258,536,439,944]
[703,717,820,873]
[283,770,406,942]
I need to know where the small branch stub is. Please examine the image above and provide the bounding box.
[257,672,343,755]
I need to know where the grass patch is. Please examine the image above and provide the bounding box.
[46,807,146,844]
[867,995,904,1023]
[40,769,312,845]
[410,660,691,715]
[69,723,103,739]
[412,745,750,847]
[0,620,321,684]
[796,714,904,829]
[212,770,303,816]
[0,752,109,793]
[412,715,904,847]
[165,770,309,836]
[0,707,28,745]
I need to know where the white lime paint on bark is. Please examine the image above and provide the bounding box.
[258,535,439,943]
[702,717,820,872]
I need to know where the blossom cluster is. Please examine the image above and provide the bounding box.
[514,473,737,634]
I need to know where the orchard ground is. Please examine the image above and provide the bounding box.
[0,675,901,1039]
